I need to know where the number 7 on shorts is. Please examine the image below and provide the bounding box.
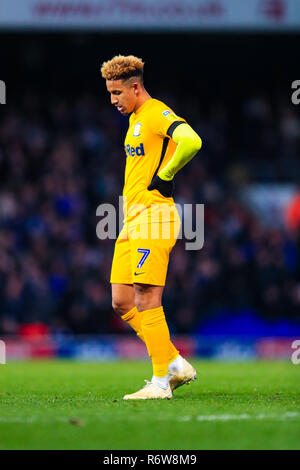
[137,248,150,268]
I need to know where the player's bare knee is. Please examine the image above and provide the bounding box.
[135,299,161,312]
[135,298,145,312]
[134,285,162,312]
[112,299,132,316]
[134,285,148,310]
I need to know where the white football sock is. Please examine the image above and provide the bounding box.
[151,375,169,390]
[168,354,185,373]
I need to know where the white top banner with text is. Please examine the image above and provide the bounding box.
[0,0,299,31]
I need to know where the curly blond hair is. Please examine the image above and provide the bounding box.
[101,55,144,81]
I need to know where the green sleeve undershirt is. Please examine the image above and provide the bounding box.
[158,123,202,181]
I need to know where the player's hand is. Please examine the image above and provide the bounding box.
[147,175,174,198]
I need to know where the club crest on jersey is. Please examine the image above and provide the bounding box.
[162,109,179,122]
[133,123,142,137]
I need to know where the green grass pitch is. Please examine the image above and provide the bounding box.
[0,359,299,450]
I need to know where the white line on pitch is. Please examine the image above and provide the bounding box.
[178,412,300,422]
[0,411,299,424]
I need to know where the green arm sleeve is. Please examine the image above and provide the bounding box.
[158,123,202,181]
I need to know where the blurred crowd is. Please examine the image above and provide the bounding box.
[0,89,300,336]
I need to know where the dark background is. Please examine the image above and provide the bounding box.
[1,33,299,95]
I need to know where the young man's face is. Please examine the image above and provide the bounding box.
[106,79,138,115]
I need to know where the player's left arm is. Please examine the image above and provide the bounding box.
[148,122,202,197]
[158,122,202,181]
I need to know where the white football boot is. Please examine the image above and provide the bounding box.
[168,358,197,391]
[123,380,172,400]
